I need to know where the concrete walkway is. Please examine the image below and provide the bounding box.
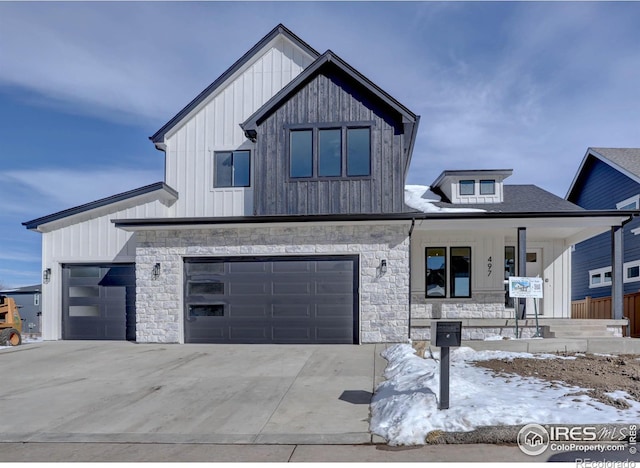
[0,341,388,445]
[0,442,553,462]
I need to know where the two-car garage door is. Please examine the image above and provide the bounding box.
[184,256,359,344]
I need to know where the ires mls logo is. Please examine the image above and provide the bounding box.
[518,424,550,456]
[518,424,638,457]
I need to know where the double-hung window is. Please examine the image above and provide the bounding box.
[289,125,371,179]
[426,247,472,298]
[214,150,250,188]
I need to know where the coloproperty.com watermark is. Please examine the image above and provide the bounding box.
[517,423,637,464]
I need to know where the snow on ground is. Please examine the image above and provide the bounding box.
[370,344,640,446]
[404,185,486,213]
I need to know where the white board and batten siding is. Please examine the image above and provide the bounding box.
[164,36,316,218]
[39,199,171,340]
[411,230,571,318]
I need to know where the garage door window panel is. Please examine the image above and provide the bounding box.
[70,266,101,278]
[69,305,100,317]
[188,282,224,296]
[69,286,100,298]
[187,262,225,275]
[189,305,224,317]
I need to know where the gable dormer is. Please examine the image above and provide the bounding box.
[242,51,419,216]
[430,169,513,204]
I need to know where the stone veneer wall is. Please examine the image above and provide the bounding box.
[410,291,519,340]
[411,291,510,320]
[135,224,410,343]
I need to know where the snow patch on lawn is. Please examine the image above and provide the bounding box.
[370,344,640,446]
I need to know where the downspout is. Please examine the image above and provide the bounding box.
[408,218,415,342]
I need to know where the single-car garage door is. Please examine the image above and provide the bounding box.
[184,256,358,344]
[62,264,136,340]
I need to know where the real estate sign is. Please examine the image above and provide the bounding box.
[508,277,544,298]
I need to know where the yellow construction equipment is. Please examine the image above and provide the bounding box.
[0,295,22,346]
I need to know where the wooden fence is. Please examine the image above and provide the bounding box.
[571,292,640,337]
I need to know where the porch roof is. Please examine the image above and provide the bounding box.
[113,210,635,245]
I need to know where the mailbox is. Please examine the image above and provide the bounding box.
[430,321,462,348]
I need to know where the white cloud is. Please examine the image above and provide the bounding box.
[0,168,162,219]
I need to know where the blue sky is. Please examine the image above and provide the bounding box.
[1,2,639,288]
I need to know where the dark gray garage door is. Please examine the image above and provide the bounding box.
[184,256,358,344]
[62,264,136,340]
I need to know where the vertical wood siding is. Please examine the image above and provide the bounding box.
[164,37,315,217]
[254,67,408,215]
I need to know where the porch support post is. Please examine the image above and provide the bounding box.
[611,225,624,320]
[517,227,527,320]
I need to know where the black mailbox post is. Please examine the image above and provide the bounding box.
[431,321,462,409]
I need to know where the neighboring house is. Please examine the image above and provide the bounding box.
[566,148,640,310]
[0,284,42,335]
[23,25,632,344]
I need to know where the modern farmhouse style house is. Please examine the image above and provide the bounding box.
[24,25,632,344]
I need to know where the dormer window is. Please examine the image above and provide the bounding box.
[480,179,496,195]
[459,180,475,196]
[431,169,512,205]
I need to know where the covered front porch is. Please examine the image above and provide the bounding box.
[408,211,633,341]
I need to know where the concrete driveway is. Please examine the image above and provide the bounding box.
[0,341,388,444]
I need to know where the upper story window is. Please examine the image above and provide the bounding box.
[616,194,640,210]
[289,125,371,179]
[480,179,496,195]
[459,180,475,196]
[214,150,250,188]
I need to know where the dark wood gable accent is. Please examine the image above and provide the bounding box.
[253,63,409,216]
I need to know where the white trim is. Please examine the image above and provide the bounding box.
[589,266,612,288]
[624,259,640,283]
[566,148,640,199]
[616,194,640,210]
[587,260,640,286]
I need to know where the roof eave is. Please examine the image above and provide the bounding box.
[150,24,320,146]
[112,209,637,232]
[23,182,179,231]
[241,50,418,136]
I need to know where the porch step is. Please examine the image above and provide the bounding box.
[543,322,616,339]
[465,337,640,355]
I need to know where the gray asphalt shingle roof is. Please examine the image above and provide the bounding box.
[433,185,585,212]
[590,148,640,179]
